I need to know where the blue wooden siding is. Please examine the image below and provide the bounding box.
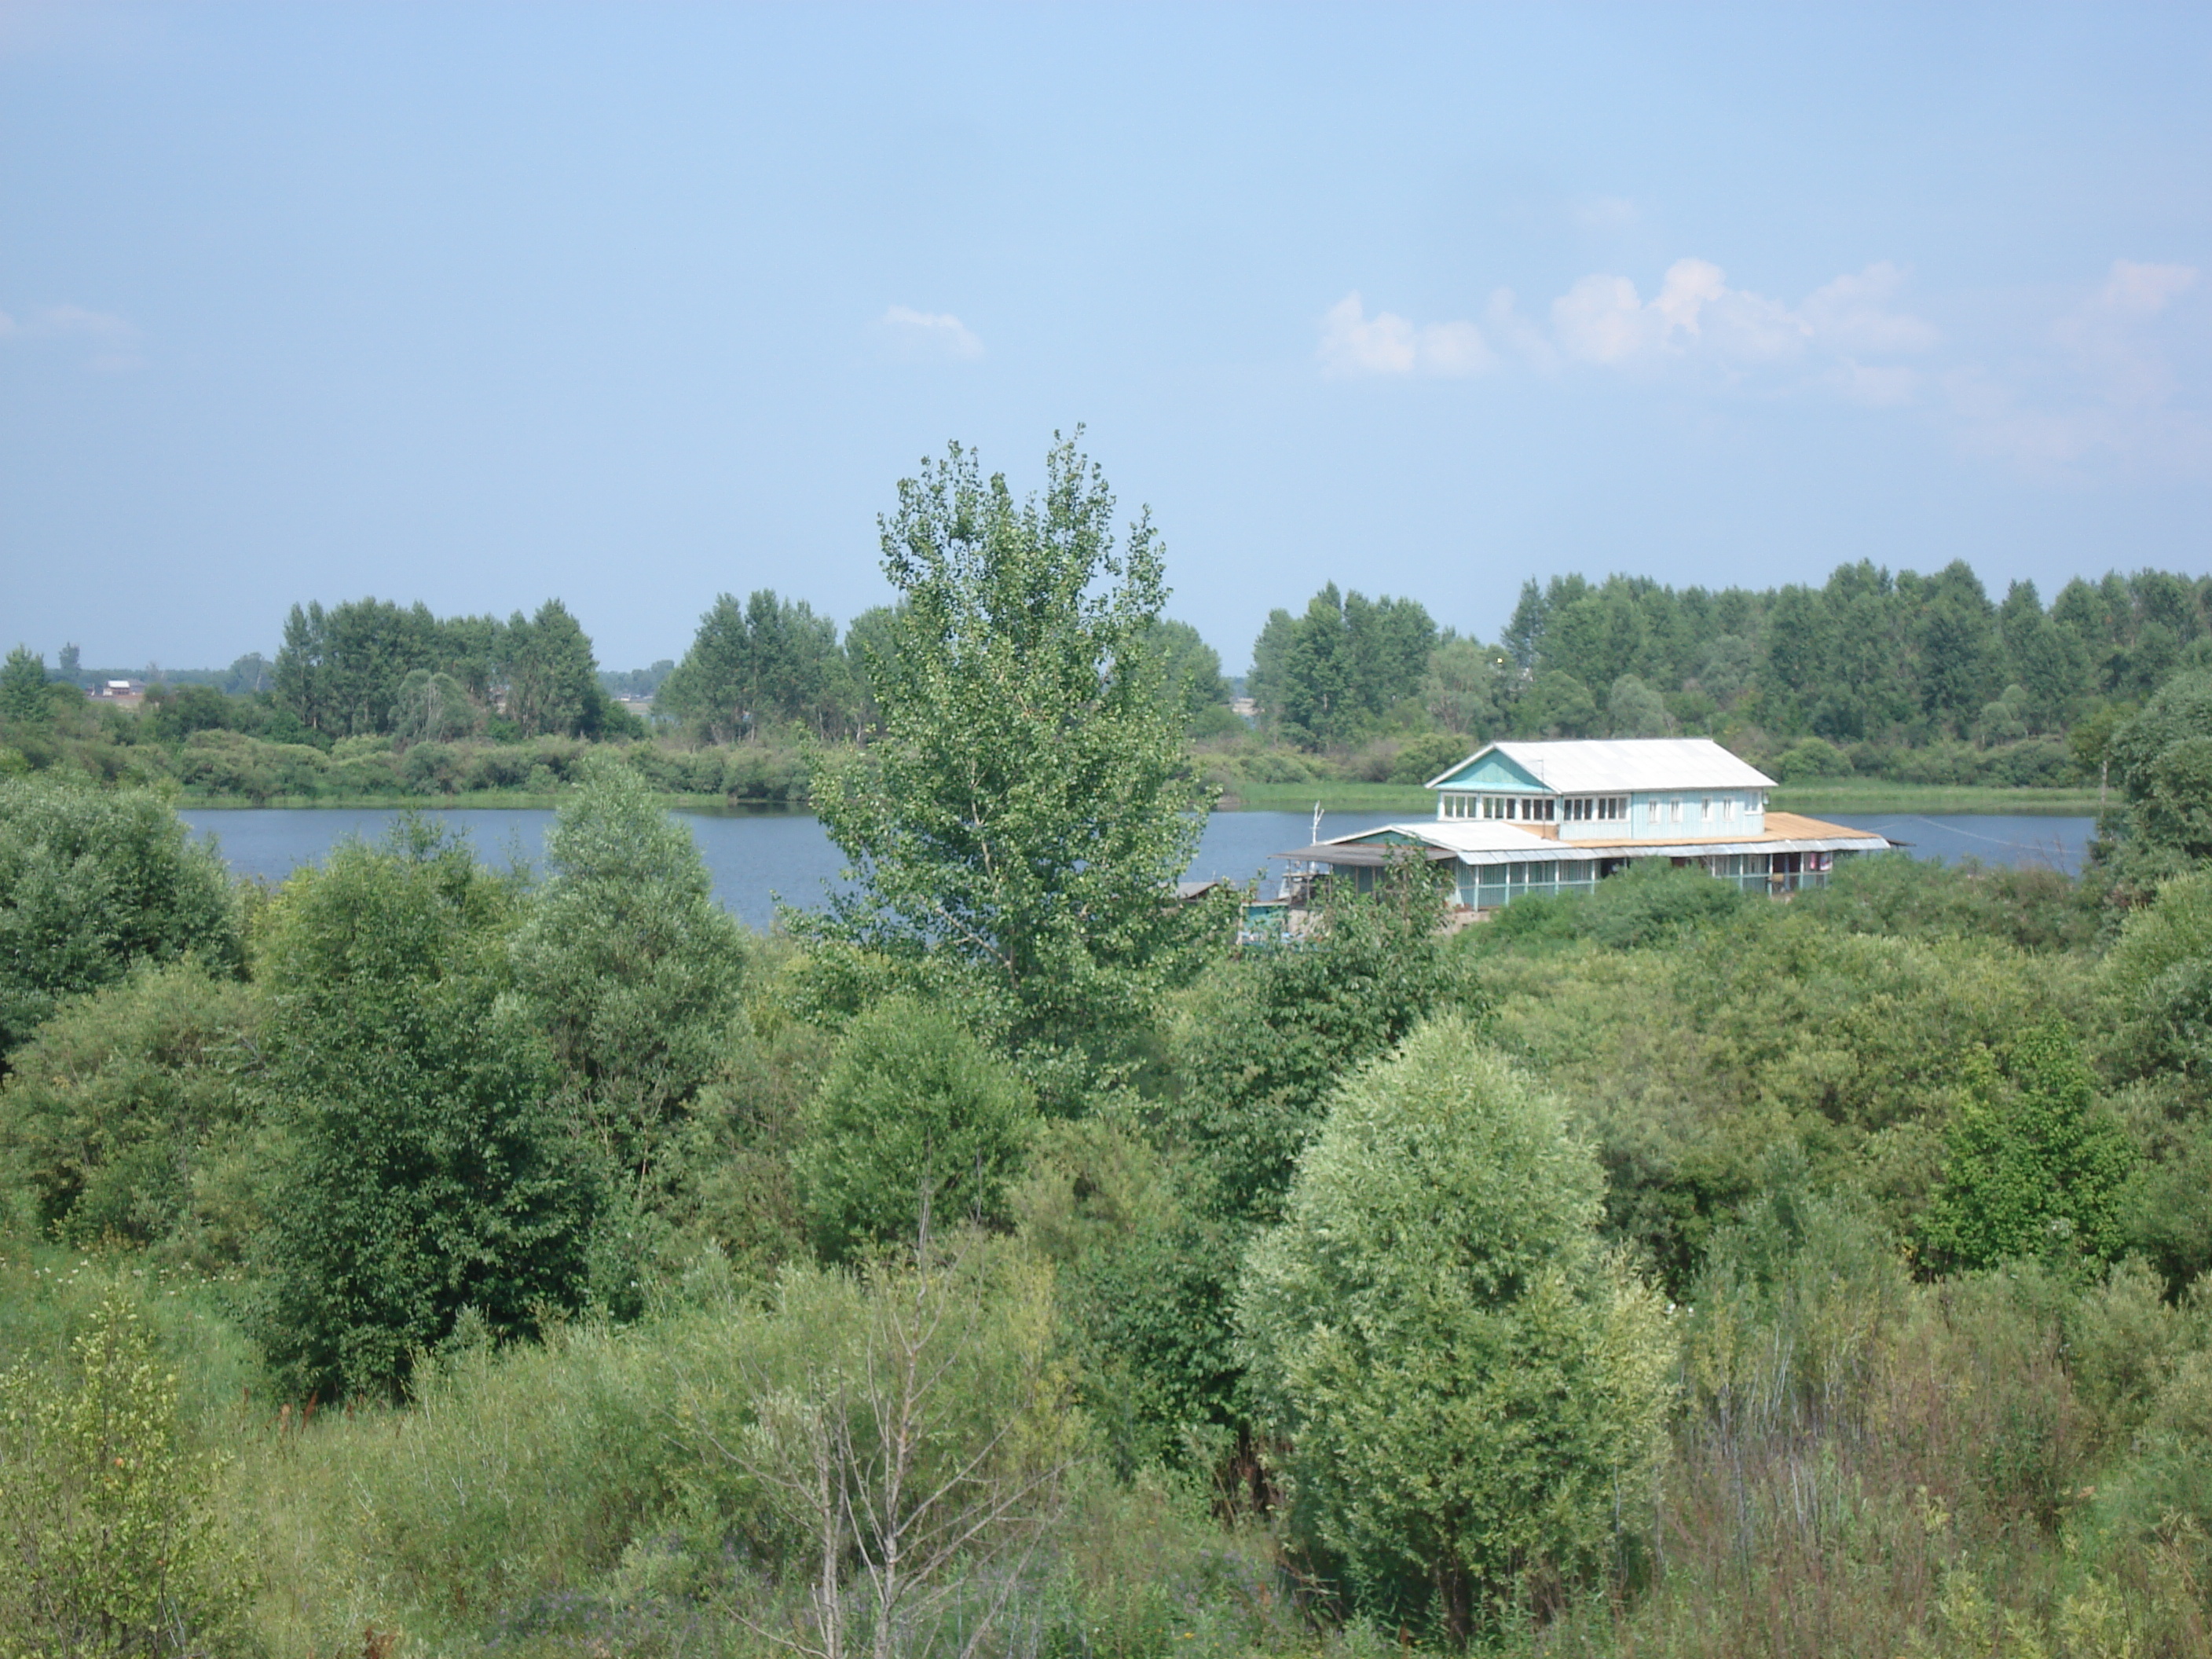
[1433,750,1547,792]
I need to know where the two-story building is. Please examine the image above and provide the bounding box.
[1274,738,1893,915]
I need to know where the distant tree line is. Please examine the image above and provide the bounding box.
[273,595,637,741]
[1246,562,2212,764]
[651,589,1233,745]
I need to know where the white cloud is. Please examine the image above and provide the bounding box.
[1317,293,1496,378]
[878,305,983,361]
[1550,258,1926,369]
[1950,258,2210,472]
[0,301,141,368]
[1313,255,2210,479]
[2097,260,2198,317]
[1800,263,1940,354]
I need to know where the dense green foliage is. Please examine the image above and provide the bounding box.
[1229,564,2212,806]
[0,1297,251,1657]
[251,821,599,1399]
[794,996,1036,1262]
[0,778,240,1056]
[655,588,861,742]
[0,960,259,1258]
[1921,1023,2136,1270]
[1239,1021,1673,1639]
[804,435,1216,1082]
[273,594,634,741]
[510,757,751,1185]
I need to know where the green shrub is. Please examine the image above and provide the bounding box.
[1921,1023,2134,1271]
[0,1296,251,1658]
[1237,1017,1674,1641]
[251,820,599,1398]
[0,960,262,1262]
[1580,859,1745,948]
[1776,737,1854,782]
[794,995,1035,1262]
[0,778,241,1060]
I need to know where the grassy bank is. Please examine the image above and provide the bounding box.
[1770,781,2104,815]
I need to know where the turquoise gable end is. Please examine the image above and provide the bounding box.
[1432,749,1546,792]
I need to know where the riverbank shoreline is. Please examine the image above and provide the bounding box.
[181,781,2111,817]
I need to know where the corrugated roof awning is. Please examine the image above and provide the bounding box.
[1283,827,1895,870]
[1272,843,1462,868]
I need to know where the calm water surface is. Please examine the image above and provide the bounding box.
[178,807,2097,932]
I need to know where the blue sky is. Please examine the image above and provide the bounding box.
[4,2,2208,672]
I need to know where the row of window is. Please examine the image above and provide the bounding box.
[1561,796,1627,822]
[1441,792,1760,826]
[1456,849,1844,909]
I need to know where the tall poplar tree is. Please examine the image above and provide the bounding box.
[801,434,1211,1084]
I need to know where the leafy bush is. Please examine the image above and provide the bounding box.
[1238,1017,1673,1640]
[794,995,1035,1262]
[0,778,240,1060]
[0,1296,251,1658]
[251,819,599,1398]
[511,758,749,1174]
[1580,859,1745,948]
[1791,848,2097,953]
[0,961,261,1262]
[1920,1023,2134,1271]
[1769,738,1858,782]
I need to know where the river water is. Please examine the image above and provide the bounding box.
[177,806,2098,932]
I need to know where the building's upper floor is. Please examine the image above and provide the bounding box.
[1425,738,1778,843]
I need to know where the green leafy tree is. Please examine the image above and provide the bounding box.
[840,602,903,737]
[503,598,602,738]
[1516,668,1599,738]
[0,1297,252,1657]
[1921,1023,2135,1270]
[802,434,1212,1080]
[1149,618,1233,733]
[1251,585,1437,744]
[509,756,749,1187]
[1422,638,1507,738]
[0,961,259,1258]
[391,668,483,745]
[1606,672,1672,738]
[0,779,240,1060]
[1236,1017,1673,1641]
[658,589,854,743]
[0,646,50,727]
[252,820,597,1398]
[2101,868,2212,1083]
[1061,875,1470,1463]
[1176,874,1468,1229]
[795,995,1036,1262]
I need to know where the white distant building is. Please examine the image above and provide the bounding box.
[1277,738,1893,913]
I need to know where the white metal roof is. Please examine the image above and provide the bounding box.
[1427,737,1778,793]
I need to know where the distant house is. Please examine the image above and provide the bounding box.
[92,679,147,708]
[1276,738,1892,915]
